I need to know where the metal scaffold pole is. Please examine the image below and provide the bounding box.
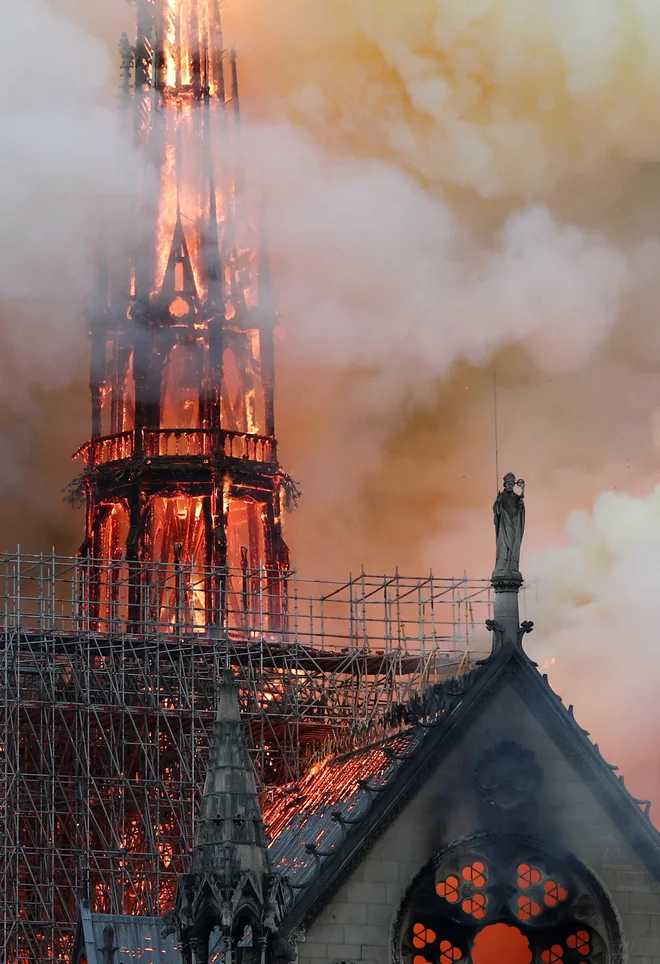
[0,551,491,962]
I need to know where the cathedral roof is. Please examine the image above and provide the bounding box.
[265,640,660,934]
[264,673,477,888]
[71,905,179,964]
[72,634,660,960]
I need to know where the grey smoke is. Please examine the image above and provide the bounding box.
[0,0,144,547]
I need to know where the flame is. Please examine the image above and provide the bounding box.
[154,0,209,297]
[82,0,288,642]
[155,141,177,294]
[163,0,178,90]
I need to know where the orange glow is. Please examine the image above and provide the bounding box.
[412,924,436,949]
[99,502,129,561]
[221,337,266,436]
[436,875,460,904]
[544,880,568,907]
[471,924,532,964]
[462,861,487,886]
[152,494,207,628]
[264,734,418,841]
[517,895,542,922]
[517,863,542,888]
[566,931,591,955]
[438,943,462,964]
[76,0,289,642]
[163,0,181,90]
[161,341,202,428]
[151,0,251,308]
[541,946,564,964]
[155,141,177,294]
[461,892,487,919]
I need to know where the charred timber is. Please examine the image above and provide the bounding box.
[73,0,294,632]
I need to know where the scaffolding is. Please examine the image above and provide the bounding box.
[0,552,492,963]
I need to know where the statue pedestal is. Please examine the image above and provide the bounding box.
[490,569,523,651]
[491,569,523,591]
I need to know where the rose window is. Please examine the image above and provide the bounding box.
[395,836,621,964]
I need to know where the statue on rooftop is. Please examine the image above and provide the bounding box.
[493,473,525,577]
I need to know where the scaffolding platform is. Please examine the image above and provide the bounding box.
[0,552,492,963]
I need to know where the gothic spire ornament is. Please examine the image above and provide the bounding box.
[167,669,292,964]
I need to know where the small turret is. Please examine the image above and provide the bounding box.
[169,670,292,964]
[192,668,269,882]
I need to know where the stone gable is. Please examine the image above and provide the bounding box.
[299,682,660,964]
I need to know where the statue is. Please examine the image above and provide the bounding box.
[493,473,525,576]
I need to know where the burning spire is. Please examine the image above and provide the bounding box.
[73,0,292,634]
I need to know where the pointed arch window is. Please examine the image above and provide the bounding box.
[208,927,224,964]
[395,835,622,964]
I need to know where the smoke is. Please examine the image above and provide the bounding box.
[222,0,660,803]
[255,126,628,375]
[229,0,660,198]
[11,0,660,569]
[5,0,660,799]
[6,1,659,578]
[526,486,660,807]
[241,120,642,574]
[0,0,142,547]
[223,0,660,574]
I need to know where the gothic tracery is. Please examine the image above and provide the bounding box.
[396,836,621,964]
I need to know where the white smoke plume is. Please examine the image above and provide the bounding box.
[253,125,629,376]
[222,0,660,574]
[230,0,660,198]
[242,121,642,574]
[0,0,143,546]
[526,486,660,807]
[5,0,648,563]
[227,0,660,806]
[1,0,142,377]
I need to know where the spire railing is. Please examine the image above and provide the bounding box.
[73,428,276,467]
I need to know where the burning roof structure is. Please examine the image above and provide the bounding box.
[0,554,491,962]
[0,0,496,954]
[264,644,660,934]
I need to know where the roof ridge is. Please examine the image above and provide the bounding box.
[528,661,658,831]
[300,665,481,774]
[273,644,660,934]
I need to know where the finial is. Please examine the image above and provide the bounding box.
[81,871,90,908]
[215,666,241,724]
[118,33,134,95]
